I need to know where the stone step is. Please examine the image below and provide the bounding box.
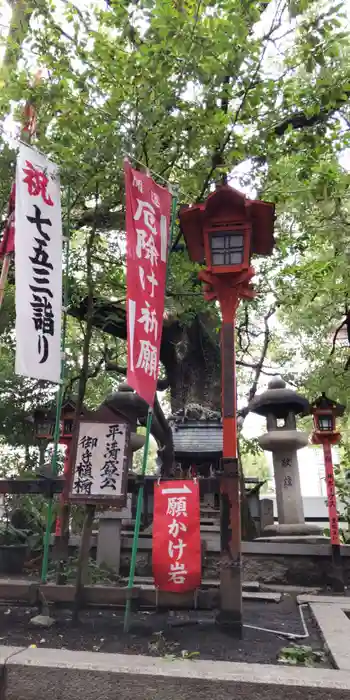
[121,576,261,593]
[297,594,350,605]
[134,583,281,603]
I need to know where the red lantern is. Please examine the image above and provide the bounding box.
[310,393,344,445]
[179,184,275,635]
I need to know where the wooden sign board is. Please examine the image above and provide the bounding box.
[68,406,130,507]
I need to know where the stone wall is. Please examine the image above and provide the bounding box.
[58,534,350,588]
[118,537,350,588]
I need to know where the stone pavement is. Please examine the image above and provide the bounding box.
[299,595,350,671]
[2,646,350,700]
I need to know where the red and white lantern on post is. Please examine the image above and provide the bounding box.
[310,392,345,592]
[32,400,87,535]
[179,185,275,635]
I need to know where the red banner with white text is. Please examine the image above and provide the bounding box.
[124,160,171,406]
[152,480,201,592]
[0,183,15,259]
[323,443,340,545]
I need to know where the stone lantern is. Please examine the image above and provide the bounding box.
[249,377,320,539]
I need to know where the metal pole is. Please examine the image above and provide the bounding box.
[41,185,71,583]
[217,310,242,636]
[323,441,344,593]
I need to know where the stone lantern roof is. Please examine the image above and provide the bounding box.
[248,377,309,419]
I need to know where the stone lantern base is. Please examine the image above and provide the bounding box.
[257,521,326,543]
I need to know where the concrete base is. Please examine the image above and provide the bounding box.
[3,646,350,700]
[261,523,323,538]
[96,513,123,572]
[257,536,330,545]
[305,598,350,671]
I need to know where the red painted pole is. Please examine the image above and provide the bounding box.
[323,441,344,592]
[217,301,242,636]
[55,440,71,536]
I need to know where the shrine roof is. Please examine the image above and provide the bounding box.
[171,421,222,457]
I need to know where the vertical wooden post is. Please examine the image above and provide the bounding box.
[54,441,71,584]
[72,504,96,623]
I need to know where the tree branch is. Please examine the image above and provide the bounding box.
[273,107,341,137]
[197,2,282,200]
[329,316,347,358]
[63,356,105,402]
[238,305,276,422]
[75,204,123,231]
[105,360,170,391]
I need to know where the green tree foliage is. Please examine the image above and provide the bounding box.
[1,0,350,465]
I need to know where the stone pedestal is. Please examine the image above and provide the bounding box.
[259,498,274,532]
[273,451,304,525]
[96,497,132,572]
[259,429,308,532]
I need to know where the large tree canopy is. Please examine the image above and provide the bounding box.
[1,0,350,463]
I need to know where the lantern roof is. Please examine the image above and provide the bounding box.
[310,392,345,417]
[31,398,86,421]
[248,377,309,419]
[179,185,275,264]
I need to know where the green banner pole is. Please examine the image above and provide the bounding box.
[123,408,152,632]
[123,187,178,632]
[41,185,71,583]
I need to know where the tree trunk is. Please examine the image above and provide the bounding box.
[162,313,221,413]
[1,1,37,81]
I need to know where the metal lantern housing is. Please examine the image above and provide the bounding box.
[310,393,345,444]
[316,412,335,433]
[32,400,85,441]
[179,185,275,274]
[34,412,55,440]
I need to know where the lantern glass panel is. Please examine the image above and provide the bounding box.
[318,414,334,432]
[210,231,244,267]
[36,420,54,439]
[63,419,73,436]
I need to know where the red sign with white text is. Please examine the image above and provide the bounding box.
[323,443,340,545]
[0,183,15,259]
[124,160,171,406]
[152,480,201,592]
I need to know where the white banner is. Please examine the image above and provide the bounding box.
[15,145,62,382]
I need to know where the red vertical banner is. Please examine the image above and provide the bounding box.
[0,183,15,259]
[0,89,40,261]
[152,480,201,592]
[124,160,171,406]
[323,442,340,545]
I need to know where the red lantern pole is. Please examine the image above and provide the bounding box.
[311,394,345,593]
[199,270,255,635]
[219,300,241,631]
[55,438,71,536]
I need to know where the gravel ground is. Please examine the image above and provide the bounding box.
[0,596,330,667]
